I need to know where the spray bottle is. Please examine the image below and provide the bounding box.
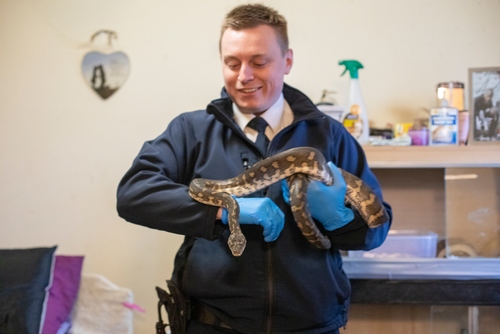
[339,60,370,145]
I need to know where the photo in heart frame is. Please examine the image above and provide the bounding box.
[81,51,130,100]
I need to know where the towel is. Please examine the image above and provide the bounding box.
[69,273,133,334]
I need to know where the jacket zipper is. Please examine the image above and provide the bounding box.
[210,100,326,332]
[265,161,277,334]
[266,242,274,334]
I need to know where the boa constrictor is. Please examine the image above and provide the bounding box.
[188,147,389,256]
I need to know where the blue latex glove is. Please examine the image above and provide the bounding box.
[282,161,354,231]
[221,197,285,242]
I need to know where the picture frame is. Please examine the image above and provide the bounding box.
[468,67,500,144]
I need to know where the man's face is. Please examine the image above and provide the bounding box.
[220,25,293,114]
[484,90,493,101]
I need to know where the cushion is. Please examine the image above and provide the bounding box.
[42,255,84,334]
[0,246,57,334]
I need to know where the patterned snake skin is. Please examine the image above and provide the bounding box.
[189,147,389,256]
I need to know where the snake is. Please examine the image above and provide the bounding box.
[188,147,389,256]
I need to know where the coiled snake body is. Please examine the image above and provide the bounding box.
[189,147,389,256]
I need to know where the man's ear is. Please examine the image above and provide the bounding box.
[284,49,293,75]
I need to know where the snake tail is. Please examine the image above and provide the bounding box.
[340,170,390,228]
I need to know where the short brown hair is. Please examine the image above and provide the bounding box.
[220,3,289,55]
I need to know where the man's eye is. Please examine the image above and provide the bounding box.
[226,62,240,69]
[253,62,266,67]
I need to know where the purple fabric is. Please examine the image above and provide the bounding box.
[42,255,84,334]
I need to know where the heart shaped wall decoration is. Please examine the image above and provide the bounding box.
[81,51,130,100]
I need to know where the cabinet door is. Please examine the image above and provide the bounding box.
[372,168,445,237]
[445,167,500,258]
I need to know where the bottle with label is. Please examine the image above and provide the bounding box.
[339,60,370,145]
[343,104,363,138]
[429,99,459,146]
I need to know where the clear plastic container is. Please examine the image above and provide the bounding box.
[348,230,438,258]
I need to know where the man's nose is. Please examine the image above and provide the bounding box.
[238,64,254,83]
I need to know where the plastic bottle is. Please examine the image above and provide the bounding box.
[339,60,370,145]
[429,99,459,146]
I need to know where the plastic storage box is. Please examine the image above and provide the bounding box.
[348,230,438,258]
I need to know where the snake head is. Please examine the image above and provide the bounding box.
[228,232,247,257]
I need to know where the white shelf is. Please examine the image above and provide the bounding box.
[363,145,500,168]
[342,257,500,280]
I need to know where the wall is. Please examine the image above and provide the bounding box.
[0,0,499,331]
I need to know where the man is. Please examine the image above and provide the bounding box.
[117,4,392,334]
[474,88,498,140]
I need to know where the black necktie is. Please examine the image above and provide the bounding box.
[247,117,269,156]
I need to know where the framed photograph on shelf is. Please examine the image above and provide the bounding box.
[469,67,500,144]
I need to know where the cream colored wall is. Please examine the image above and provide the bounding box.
[0,0,499,332]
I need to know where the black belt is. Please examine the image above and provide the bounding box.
[191,305,340,333]
[191,304,232,330]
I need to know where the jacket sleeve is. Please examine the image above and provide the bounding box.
[326,127,393,251]
[116,114,223,240]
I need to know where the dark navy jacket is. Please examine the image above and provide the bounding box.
[117,84,392,334]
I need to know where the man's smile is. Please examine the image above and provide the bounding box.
[238,87,261,93]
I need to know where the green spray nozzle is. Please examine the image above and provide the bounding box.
[339,60,364,79]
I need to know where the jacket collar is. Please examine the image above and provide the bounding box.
[207,83,323,126]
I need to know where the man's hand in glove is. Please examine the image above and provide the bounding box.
[282,161,354,231]
[221,197,285,242]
